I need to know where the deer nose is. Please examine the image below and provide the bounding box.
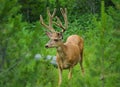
[45,45,49,48]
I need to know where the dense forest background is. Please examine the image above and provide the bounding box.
[0,0,120,87]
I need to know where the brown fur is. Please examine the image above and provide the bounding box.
[56,35,84,85]
[40,8,84,86]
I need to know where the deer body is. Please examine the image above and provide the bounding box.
[40,8,84,86]
[56,35,84,85]
[56,35,83,69]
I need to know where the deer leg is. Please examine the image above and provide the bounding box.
[79,60,84,75]
[58,67,62,86]
[68,68,72,79]
[79,50,84,75]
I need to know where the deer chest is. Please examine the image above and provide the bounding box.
[57,56,74,69]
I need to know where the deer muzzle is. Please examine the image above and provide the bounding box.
[45,45,49,48]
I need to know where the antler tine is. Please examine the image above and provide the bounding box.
[60,8,68,30]
[40,15,50,29]
[54,16,65,30]
[54,8,68,33]
[40,8,56,32]
[47,7,56,32]
[52,8,57,17]
[47,7,56,17]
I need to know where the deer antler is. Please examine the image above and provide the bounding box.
[40,7,56,32]
[54,8,68,33]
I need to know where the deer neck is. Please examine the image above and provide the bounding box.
[56,42,66,58]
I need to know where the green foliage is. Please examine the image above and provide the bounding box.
[0,0,120,87]
[18,0,47,22]
[0,0,21,22]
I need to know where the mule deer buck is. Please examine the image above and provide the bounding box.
[40,8,84,86]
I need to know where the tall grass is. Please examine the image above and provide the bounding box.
[1,1,119,87]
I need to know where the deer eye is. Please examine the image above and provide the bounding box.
[54,39,58,42]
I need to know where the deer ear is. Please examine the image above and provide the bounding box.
[57,32,63,39]
[46,32,52,38]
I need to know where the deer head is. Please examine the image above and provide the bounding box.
[40,8,68,48]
